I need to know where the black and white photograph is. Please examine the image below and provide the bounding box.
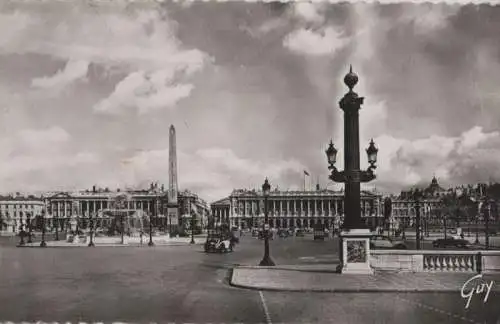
[1,1,500,323]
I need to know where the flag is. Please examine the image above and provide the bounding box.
[304,170,310,176]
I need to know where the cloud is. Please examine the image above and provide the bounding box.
[94,68,197,115]
[371,126,500,192]
[293,2,326,24]
[0,126,99,187]
[31,60,89,90]
[18,126,71,146]
[284,27,349,56]
[0,6,210,115]
[119,147,306,202]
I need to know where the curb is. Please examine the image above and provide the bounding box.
[237,265,340,274]
[16,242,204,248]
[228,279,460,293]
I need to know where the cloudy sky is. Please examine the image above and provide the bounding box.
[1,1,500,202]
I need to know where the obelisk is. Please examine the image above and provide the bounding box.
[167,125,179,232]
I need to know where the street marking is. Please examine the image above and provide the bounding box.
[259,290,273,324]
[395,296,480,324]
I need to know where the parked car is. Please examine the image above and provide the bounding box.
[295,229,305,237]
[204,229,238,253]
[277,229,289,238]
[370,235,407,249]
[258,230,274,240]
[432,237,470,249]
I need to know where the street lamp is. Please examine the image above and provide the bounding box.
[40,209,47,247]
[190,212,196,245]
[120,212,125,245]
[402,214,406,240]
[88,212,95,247]
[486,199,492,250]
[259,178,275,266]
[18,223,25,246]
[54,212,59,241]
[148,212,155,246]
[414,189,422,250]
[27,213,33,244]
[326,66,378,274]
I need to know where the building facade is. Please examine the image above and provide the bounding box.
[211,187,383,230]
[389,177,448,229]
[42,183,209,232]
[0,194,44,233]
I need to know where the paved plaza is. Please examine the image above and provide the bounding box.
[0,235,499,323]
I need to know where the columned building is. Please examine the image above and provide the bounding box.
[211,187,383,230]
[0,194,44,234]
[43,183,209,231]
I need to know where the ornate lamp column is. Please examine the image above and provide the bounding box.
[148,212,155,247]
[259,178,275,266]
[190,212,196,244]
[486,199,492,250]
[326,66,378,274]
[414,189,422,250]
[18,223,26,246]
[40,209,47,247]
[27,213,33,244]
[88,212,95,247]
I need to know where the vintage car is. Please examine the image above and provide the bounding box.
[277,229,289,238]
[313,225,325,241]
[204,229,238,253]
[370,235,407,249]
[295,229,305,237]
[432,237,471,249]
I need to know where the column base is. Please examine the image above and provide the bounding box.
[339,228,373,275]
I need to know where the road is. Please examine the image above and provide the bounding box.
[0,235,499,323]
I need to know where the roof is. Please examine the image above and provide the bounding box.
[0,196,43,202]
[211,197,231,206]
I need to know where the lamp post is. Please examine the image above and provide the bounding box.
[486,200,491,250]
[18,223,25,246]
[326,66,378,274]
[27,213,33,244]
[475,206,480,244]
[414,189,422,250]
[402,215,406,240]
[88,212,95,247]
[120,212,124,245]
[190,212,195,245]
[259,178,275,266]
[40,209,47,247]
[54,212,59,241]
[148,212,155,246]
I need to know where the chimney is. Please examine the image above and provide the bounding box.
[92,185,96,193]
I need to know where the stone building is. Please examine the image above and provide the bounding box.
[211,186,383,230]
[0,194,44,234]
[43,183,209,232]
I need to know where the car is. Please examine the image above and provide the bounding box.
[370,235,407,249]
[277,229,289,238]
[204,229,238,253]
[432,237,470,249]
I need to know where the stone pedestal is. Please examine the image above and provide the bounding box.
[339,229,373,274]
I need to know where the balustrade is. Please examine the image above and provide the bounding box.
[423,253,476,272]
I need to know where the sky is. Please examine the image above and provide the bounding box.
[1,1,500,202]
